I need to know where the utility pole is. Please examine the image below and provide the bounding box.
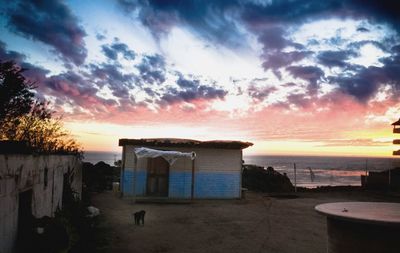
[294,163,297,193]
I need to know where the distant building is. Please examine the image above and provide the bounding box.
[361,119,400,190]
[118,138,253,199]
[0,141,82,253]
[393,118,400,156]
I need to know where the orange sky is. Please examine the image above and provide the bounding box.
[65,96,400,157]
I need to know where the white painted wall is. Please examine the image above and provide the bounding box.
[123,145,242,173]
[0,154,82,253]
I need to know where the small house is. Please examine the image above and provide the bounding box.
[118,138,253,199]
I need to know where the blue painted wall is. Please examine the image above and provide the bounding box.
[168,171,240,199]
[194,172,241,199]
[168,171,192,198]
[122,169,147,196]
[123,169,240,199]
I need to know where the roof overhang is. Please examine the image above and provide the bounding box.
[119,138,253,150]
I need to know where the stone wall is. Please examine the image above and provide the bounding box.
[0,154,82,253]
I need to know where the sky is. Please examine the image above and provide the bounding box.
[0,0,400,157]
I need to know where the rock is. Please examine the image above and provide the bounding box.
[242,164,294,192]
[87,206,100,218]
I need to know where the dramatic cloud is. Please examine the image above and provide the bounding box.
[137,54,166,85]
[329,45,400,102]
[1,0,400,154]
[89,63,137,101]
[247,85,277,102]
[6,0,87,65]
[0,40,50,87]
[317,50,355,68]
[158,75,227,107]
[118,0,246,48]
[286,66,324,92]
[120,1,400,47]
[101,41,135,61]
[256,26,311,73]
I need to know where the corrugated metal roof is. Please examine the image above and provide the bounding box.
[118,138,253,149]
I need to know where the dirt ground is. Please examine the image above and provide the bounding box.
[91,191,400,253]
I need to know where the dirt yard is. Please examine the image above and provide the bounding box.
[91,191,399,253]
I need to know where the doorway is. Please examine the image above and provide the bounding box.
[16,189,33,252]
[146,157,169,196]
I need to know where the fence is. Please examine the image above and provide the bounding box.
[244,156,400,188]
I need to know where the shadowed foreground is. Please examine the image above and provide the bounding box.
[92,191,399,253]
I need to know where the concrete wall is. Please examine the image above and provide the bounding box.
[0,154,82,253]
[122,145,243,199]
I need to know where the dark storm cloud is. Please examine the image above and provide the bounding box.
[158,75,227,106]
[118,0,247,48]
[143,87,158,97]
[118,0,139,13]
[117,0,400,82]
[0,41,120,114]
[286,66,325,92]
[391,45,400,54]
[241,0,400,30]
[261,51,311,72]
[137,54,166,85]
[348,40,386,51]
[89,63,135,98]
[0,41,26,63]
[41,71,119,113]
[327,43,400,102]
[119,0,400,48]
[257,26,293,50]
[101,41,136,61]
[330,66,386,102]
[317,50,355,68]
[380,46,400,91]
[90,64,134,85]
[256,26,311,72]
[45,71,97,97]
[346,0,400,30]
[287,66,324,83]
[6,0,87,65]
[0,40,50,84]
[356,27,369,32]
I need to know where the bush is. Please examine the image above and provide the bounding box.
[242,164,294,192]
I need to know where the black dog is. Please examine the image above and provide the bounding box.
[133,210,146,226]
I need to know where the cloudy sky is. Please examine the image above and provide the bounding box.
[1,0,399,156]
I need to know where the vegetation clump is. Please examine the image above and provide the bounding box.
[82,161,121,192]
[0,60,81,154]
[242,164,294,192]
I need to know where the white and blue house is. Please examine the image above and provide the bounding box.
[118,138,253,199]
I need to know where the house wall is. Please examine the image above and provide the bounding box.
[122,145,242,199]
[0,154,82,253]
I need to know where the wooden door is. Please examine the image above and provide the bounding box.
[147,157,169,196]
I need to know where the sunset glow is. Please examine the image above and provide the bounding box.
[1,1,400,157]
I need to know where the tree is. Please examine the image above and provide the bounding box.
[0,61,35,122]
[0,61,81,154]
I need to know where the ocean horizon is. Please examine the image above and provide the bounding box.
[83,151,400,188]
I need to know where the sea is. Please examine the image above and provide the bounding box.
[83,151,400,188]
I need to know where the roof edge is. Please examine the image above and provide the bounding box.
[118,138,253,149]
